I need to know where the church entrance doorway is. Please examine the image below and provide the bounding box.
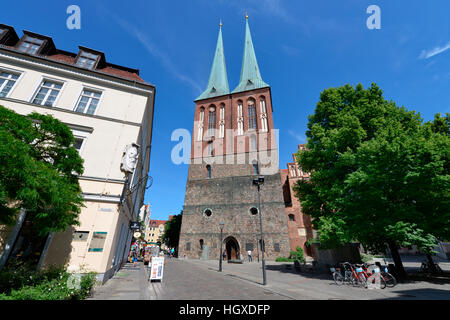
[224,236,240,261]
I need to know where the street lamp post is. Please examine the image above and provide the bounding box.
[253,176,267,285]
[219,221,224,272]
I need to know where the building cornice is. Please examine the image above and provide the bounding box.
[0,48,154,96]
[0,96,142,127]
[82,193,121,203]
[79,175,126,184]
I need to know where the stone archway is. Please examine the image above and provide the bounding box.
[224,236,240,261]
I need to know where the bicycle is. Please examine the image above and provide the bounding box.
[351,263,368,288]
[342,262,366,287]
[419,260,443,274]
[373,262,397,287]
[361,263,386,289]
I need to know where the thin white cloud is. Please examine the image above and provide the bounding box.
[281,44,301,57]
[288,130,306,143]
[107,12,203,94]
[419,41,450,59]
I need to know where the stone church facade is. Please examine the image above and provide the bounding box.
[178,17,290,261]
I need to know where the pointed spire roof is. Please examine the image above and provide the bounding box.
[232,16,269,93]
[195,22,230,101]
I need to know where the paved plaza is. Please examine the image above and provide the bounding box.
[88,258,450,300]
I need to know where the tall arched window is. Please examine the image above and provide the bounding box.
[219,104,225,138]
[237,101,244,136]
[290,165,296,177]
[252,161,259,175]
[197,107,204,141]
[208,106,216,136]
[206,165,211,178]
[248,99,257,130]
[207,141,213,156]
[259,97,268,132]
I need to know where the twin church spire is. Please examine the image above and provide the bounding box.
[195,16,269,101]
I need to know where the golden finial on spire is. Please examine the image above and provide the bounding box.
[245,11,248,19]
[219,19,222,27]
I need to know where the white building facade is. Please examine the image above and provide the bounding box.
[0,24,155,282]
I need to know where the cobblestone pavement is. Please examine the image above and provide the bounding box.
[88,260,290,300]
[88,259,450,300]
[186,259,450,300]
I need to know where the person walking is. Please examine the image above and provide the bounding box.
[247,249,252,262]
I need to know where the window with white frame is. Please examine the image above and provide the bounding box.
[76,51,99,70]
[18,36,44,54]
[197,108,204,141]
[73,137,84,153]
[260,97,268,132]
[0,71,19,98]
[290,165,296,177]
[70,128,90,155]
[74,89,101,115]
[219,104,225,138]
[237,102,244,136]
[31,80,63,106]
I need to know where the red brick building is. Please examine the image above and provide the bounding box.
[178,17,290,261]
[280,144,315,257]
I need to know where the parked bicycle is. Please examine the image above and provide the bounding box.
[331,262,397,289]
[331,262,366,287]
[360,263,387,289]
[419,260,443,273]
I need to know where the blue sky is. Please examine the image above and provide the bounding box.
[2,1,449,220]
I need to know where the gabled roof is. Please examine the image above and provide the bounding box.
[232,17,269,94]
[195,24,230,101]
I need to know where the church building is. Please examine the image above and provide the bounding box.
[178,16,290,261]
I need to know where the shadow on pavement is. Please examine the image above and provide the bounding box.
[376,288,450,300]
[265,264,331,280]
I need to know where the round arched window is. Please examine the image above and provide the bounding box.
[249,207,259,215]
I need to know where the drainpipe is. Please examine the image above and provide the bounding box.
[0,209,27,271]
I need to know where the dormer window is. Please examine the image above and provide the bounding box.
[18,36,44,54]
[76,51,99,70]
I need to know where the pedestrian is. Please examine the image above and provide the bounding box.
[223,250,226,260]
[247,249,252,262]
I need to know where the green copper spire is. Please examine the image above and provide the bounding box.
[232,16,269,93]
[195,22,230,101]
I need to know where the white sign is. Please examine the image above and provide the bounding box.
[150,257,164,281]
[121,143,139,173]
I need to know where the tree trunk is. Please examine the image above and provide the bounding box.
[388,241,407,280]
[425,253,437,273]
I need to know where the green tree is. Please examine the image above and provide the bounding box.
[293,84,449,278]
[161,211,182,255]
[0,105,84,236]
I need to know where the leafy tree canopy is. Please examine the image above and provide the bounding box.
[0,105,84,235]
[161,212,183,252]
[293,84,449,258]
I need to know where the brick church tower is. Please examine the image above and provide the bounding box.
[178,17,290,261]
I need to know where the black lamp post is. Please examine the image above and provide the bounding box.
[219,221,224,272]
[253,175,267,285]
